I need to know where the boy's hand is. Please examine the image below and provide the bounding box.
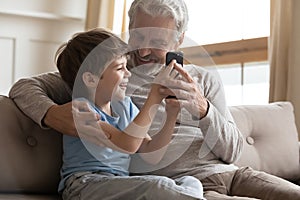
[165,97,180,116]
[152,60,180,98]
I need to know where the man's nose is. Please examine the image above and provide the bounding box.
[138,48,151,58]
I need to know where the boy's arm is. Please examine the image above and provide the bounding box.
[137,99,180,164]
[103,64,181,153]
[97,85,165,154]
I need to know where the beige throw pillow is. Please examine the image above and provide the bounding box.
[231,102,300,181]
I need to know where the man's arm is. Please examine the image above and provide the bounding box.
[194,67,244,164]
[8,72,78,135]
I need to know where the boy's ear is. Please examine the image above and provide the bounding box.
[82,72,99,88]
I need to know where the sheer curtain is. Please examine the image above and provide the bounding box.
[85,0,115,30]
[269,0,300,137]
[85,0,128,34]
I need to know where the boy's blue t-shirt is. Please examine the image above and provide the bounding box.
[58,96,139,192]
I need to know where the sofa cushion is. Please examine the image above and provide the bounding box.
[0,194,61,200]
[231,102,300,181]
[0,96,62,194]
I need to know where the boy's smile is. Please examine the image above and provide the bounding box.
[94,56,131,110]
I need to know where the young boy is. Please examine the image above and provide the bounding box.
[55,28,203,199]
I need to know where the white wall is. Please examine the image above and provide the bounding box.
[0,0,87,95]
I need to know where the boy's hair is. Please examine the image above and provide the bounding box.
[55,28,128,98]
[128,0,189,34]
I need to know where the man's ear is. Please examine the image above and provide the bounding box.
[175,32,185,50]
[82,72,99,88]
[178,32,185,46]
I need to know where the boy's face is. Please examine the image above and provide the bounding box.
[128,10,183,67]
[96,56,131,102]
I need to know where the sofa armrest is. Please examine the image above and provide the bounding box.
[298,142,300,185]
[296,144,300,185]
[0,95,62,194]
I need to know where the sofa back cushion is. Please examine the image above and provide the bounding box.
[231,102,300,181]
[0,95,62,194]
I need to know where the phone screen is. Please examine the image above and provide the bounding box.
[166,51,183,66]
[165,51,183,99]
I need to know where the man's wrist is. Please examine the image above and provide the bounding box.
[202,100,210,118]
[192,100,210,120]
[42,105,57,128]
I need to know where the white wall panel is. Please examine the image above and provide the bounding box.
[0,0,86,19]
[0,37,14,95]
[0,0,87,93]
[28,39,60,75]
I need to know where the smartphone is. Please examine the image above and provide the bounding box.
[166,51,184,66]
[165,51,184,99]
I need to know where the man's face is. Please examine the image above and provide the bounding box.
[128,11,182,67]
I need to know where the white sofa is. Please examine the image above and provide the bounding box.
[0,95,299,199]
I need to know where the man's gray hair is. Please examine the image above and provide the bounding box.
[128,0,189,34]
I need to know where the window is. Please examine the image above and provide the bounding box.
[185,0,269,45]
[216,62,270,106]
[184,0,270,105]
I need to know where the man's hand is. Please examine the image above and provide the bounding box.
[159,64,208,119]
[72,100,111,146]
[43,101,110,146]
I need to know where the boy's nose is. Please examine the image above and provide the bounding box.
[125,68,131,77]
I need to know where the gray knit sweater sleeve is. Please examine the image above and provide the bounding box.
[9,72,72,128]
